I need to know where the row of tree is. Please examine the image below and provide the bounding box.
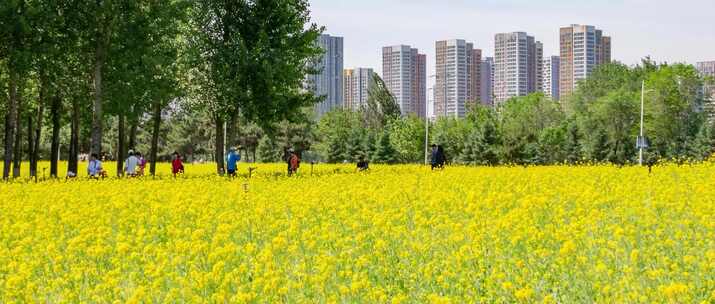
[318,60,715,166]
[0,0,324,179]
[2,1,713,180]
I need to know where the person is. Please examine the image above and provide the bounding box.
[87,153,104,178]
[430,144,439,170]
[136,152,147,176]
[356,156,369,172]
[125,150,140,177]
[226,147,241,177]
[288,148,300,176]
[172,152,184,177]
[437,145,446,168]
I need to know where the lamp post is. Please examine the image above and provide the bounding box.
[639,80,645,165]
[425,75,436,165]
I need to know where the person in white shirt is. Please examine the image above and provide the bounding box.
[125,150,140,176]
[87,153,103,178]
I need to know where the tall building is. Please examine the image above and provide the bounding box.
[308,34,343,117]
[543,56,561,100]
[696,61,715,119]
[343,68,374,110]
[470,49,483,105]
[435,39,480,118]
[559,24,611,98]
[480,57,494,106]
[535,42,544,92]
[493,32,542,104]
[382,45,427,117]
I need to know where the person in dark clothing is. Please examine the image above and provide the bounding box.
[283,147,291,175]
[356,156,369,172]
[437,145,446,168]
[430,144,439,170]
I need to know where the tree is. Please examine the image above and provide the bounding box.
[366,74,401,129]
[388,116,424,163]
[189,0,323,174]
[372,130,397,164]
[499,93,563,164]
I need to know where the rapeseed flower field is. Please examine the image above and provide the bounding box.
[1,162,714,303]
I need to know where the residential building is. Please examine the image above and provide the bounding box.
[382,45,427,117]
[470,49,483,106]
[343,68,374,110]
[543,56,561,100]
[308,34,343,118]
[493,32,542,105]
[696,61,715,119]
[559,24,611,98]
[535,42,544,92]
[480,57,494,106]
[435,39,479,118]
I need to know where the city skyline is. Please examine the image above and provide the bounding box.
[309,0,714,115]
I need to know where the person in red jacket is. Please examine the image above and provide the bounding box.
[172,152,184,177]
[288,148,300,176]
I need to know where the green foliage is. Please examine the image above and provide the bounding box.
[372,130,397,164]
[366,74,401,129]
[388,116,425,163]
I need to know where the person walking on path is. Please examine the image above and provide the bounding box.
[288,148,300,176]
[125,150,140,177]
[87,153,105,178]
[226,147,241,177]
[172,152,185,177]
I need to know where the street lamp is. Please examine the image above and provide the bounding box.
[637,80,654,165]
[425,75,436,165]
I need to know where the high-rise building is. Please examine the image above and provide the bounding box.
[308,34,343,117]
[535,42,544,92]
[435,39,480,118]
[493,32,542,104]
[543,56,561,100]
[559,24,611,98]
[343,68,374,110]
[480,57,494,106]
[382,45,427,117]
[470,49,483,105]
[696,61,715,119]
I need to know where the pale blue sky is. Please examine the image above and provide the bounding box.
[308,0,714,76]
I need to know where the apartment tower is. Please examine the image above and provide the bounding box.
[343,68,374,110]
[559,24,611,98]
[308,34,344,117]
[480,57,494,106]
[435,39,481,118]
[543,56,561,100]
[493,32,542,105]
[382,45,427,117]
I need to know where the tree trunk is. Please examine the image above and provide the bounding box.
[12,84,23,178]
[214,115,225,175]
[3,73,17,180]
[149,102,161,176]
[128,118,138,150]
[67,97,79,176]
[91,44,104,158]
[226,110,238,149]
[30,82,44,178]
[116,113,125,177]
[50,95,62,177]
[27,114,34,177]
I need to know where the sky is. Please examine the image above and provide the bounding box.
[308,0,714,75]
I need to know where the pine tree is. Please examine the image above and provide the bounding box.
[372,131,397,164]
[256,136,282,163]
